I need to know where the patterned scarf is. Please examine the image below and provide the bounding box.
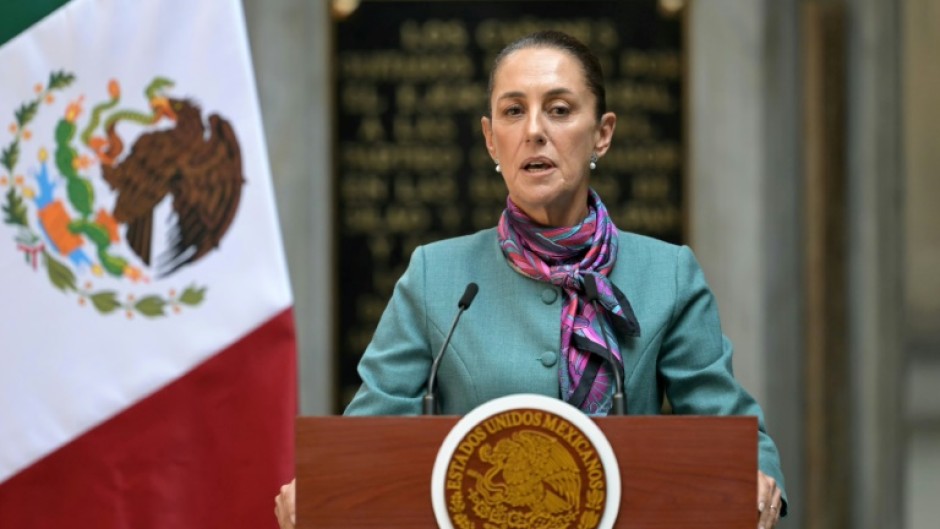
[497,189,641,414]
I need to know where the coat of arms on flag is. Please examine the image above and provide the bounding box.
[2,70,246,317]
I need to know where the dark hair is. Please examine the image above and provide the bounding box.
[486,30,607,120]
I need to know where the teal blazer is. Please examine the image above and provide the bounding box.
[346,228,787,508]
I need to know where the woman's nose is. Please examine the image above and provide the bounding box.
[525,112,547,144]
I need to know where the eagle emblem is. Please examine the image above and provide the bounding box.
[1,71,244,318]
[467,430,582,529]
[440,408,610,529]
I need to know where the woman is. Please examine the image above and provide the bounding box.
[276,30,786,529]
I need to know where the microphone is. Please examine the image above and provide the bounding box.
[423,282,479,415]
[583,274,626,415]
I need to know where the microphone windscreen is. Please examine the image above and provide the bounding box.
[458,282,479,309]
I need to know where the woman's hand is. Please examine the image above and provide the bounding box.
[757,470,782,528]
[274,478,296,529]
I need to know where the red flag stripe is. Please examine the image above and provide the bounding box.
[0,308,297,529]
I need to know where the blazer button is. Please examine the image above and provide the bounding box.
[540,351,558,367]
[540,288,558,304]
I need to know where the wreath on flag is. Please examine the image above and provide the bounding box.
[1,70,242,318]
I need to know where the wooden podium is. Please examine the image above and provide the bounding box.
[296,416,756,528]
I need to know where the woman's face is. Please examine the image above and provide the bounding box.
[482,47,616,227]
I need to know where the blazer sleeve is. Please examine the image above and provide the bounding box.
[658,245,788,515]
[344,246,430,416]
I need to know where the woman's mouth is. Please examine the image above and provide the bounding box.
[522,158,555,173]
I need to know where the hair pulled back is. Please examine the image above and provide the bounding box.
[486,30,607,120]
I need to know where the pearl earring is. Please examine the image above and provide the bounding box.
[495,161,501,173]
[589,153,598,170]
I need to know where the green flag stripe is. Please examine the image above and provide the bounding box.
[0,0,71,47]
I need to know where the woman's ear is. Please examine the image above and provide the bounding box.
[593,112,617,157]
[481,116,498,160]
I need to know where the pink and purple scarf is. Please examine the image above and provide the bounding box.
[497,189,640,414]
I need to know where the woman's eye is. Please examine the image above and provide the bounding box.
[550,106,570,116]
[504,106,522,116]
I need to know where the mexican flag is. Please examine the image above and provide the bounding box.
[0,1,296,528]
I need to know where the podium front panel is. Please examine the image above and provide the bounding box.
[296,415,756,528]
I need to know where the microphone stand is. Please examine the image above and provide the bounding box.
[584,274,626,415]
[423,283,478,415]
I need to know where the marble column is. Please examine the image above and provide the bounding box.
[688,1,805,526]
[242,0,334,415]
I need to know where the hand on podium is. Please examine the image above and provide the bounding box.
[757,470,782,528]
[274,478,296,529]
